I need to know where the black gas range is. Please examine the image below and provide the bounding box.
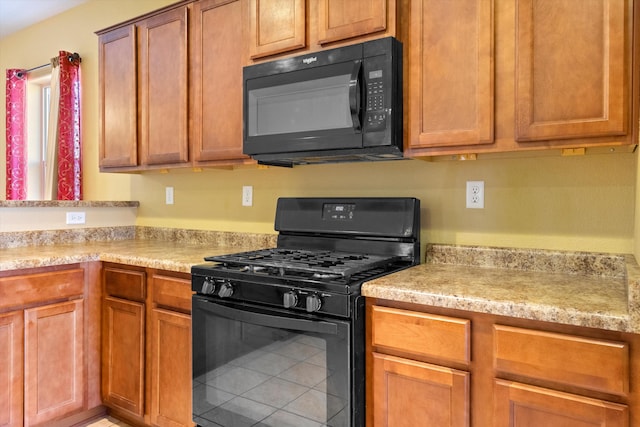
[191,198,420,427]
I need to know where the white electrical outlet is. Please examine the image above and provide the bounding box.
[466,181,485,209]
[166,187,174,205]
[242,186,253,206]
[66,211,86,224]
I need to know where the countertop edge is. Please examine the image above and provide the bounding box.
[362,284,632,333]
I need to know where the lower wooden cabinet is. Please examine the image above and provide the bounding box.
[367,300,639,427]
[24,300,85,426]
[368,304,471,426]
[150,308,192,426]
[102,264,193,427]
[102,296,146,417]
[372,352,469,427]
[0,263,101,427]
[494,380,628,427]
[0,310,23,427]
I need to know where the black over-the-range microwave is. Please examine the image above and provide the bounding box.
[242,37,403,167]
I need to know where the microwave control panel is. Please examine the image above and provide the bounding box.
[362,50,394,137]
[365,68,386,132]
[366,77,386,132]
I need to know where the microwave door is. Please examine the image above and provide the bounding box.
[244,60,363,155]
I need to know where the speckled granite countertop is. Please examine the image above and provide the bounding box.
[0,226,276,273]
[363,244,640,333]
[3,229,639,334]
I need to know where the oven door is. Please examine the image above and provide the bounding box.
[192,296,358,427]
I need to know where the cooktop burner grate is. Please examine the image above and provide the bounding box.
[205,248,399,280]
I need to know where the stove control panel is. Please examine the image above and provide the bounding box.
[191,271,351,318]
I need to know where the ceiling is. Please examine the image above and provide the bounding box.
[0,0,89,39]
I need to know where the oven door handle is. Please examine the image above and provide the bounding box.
[200,299,339,335]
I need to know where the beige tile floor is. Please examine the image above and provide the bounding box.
[79,416,132,427]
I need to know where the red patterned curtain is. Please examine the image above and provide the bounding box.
[56,50,82,200]
[5,69,27,200]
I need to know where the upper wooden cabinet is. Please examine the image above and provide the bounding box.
[247,0,396,60]
[191,0,250,164]
[98,0,638,170]
[405,0,494,150]
[98,4,190,172]
[248,0,306,59]
[98,25,137,169]
[404,0,637,157]
[97,0,249,172]
[138,6,190,166]
[514,0,628,142]
[317,0,390,45]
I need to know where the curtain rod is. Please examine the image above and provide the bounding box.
[16,52,82,78]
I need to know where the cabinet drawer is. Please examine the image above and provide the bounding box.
[151,273,192,313]
[104,267,145,302]
[494,325,629,395]
[371,305,470,365]
[494,380,628,427]
[0,268,84,310]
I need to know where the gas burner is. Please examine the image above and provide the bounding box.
[206,248,399,280]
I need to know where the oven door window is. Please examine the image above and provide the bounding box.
[192,297,351,427]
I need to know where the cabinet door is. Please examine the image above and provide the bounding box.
[102,296,145,418]
[191,0,249,164]
[317,0,389,45]
[138,6,190,166]
[248,0,306,59]
[0,311,22,427]
[372,352,469,427]
[98,25,138,169]
[24,299,85,426]
[515,0,629,141]
[495,380,628,427]
[149,308,192,427]
[406,0,494,151]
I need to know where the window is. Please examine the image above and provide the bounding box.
[26,71,51,200]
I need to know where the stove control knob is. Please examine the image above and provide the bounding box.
[217,282,234,298]
[201,279,215,295]
[283,291,299,308]
[306,294,322,313]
